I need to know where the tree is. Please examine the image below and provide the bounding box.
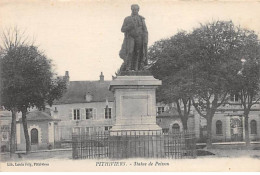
[231,31,260,146]
[0,27,31,157]
[149,32,195,130]
[1,29,67,154]
[190,21,250,148]
[148,21,256,148]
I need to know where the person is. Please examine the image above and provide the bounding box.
[119,4,148,71]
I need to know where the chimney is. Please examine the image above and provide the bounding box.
[64,71,70,86]
[99,72,104,82]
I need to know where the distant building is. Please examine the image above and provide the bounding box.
[16,110,60,151]
[195,96,260,142]
[155,95,260,142]
[50,72,115,144]
[156,106,195,134]
[1,108,59,152]
[0,110,12,152]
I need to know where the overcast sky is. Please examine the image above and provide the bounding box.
[1,0,260,81]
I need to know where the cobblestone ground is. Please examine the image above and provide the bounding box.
[197,143,260,159]
[1,144,260,162]
[1,149,72,162]
[203,149,260,159]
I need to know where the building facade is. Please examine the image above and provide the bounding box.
[16,110,60,151]
[196,99,260,142]
[0,110,12,152]
[49,72,115,146]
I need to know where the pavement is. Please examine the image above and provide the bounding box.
[1,142,260,162]
[205,149,260,159]
[1,149,72,162]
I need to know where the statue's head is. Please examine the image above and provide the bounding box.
[131,4,139,15]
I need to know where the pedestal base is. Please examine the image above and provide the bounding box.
[108,135,165,159]
[109,75,162,134]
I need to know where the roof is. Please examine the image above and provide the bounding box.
[157,107,194,117]
[53,80,114,105]
[18,110,60,122]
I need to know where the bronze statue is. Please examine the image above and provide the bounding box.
[119,4,148,71]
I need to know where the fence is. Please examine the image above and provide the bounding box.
[72,130,196,159]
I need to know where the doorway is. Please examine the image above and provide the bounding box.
[172,123,180,133]
[230,116,243,142]
[31,128,39,145]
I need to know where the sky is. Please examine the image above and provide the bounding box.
[1,0,260,81]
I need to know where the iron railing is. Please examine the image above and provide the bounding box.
[72,130,196,159]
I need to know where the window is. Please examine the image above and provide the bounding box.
[73,127,81,135]
[157,107,165,115]
[104,126,112,131]
[162,128,169,134]
[73,109,80,120]
[1,125,10,141]
[85,108,93,119]
[230,93,239,102]
[216,120,223,135]
[2,132,9,141]
[104,107,112,119]
[54,107,58,112]
[172,123,180,132]
[31,128,38,145]
[85,127,93,134]
[250,120,257,134]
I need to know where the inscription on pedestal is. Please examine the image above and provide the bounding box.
[122,95,149,118]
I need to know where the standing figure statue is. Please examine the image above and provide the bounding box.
[119,4,148,71]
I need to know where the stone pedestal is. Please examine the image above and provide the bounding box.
[109,75,162,134]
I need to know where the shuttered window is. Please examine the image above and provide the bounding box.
[104,108,112,119]
[73,109,80,120]
[86,108,96,119]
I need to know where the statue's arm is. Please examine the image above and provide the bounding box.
[121,18,134,33]
[142,18,148,44]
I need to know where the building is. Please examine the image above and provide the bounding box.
[49,72,115,144]
[0,110,12,152]
[156,106,195,133]
[16,109,60,151]
[195,96,260,142]
[1,108,59,152]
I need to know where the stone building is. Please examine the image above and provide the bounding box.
[0,108,59,152]
[156,106,195,134]
[155,96,260,142]
[16,109,60,151]
[0,110,12,152]
[196,96,260,142]
[49,72,115,144]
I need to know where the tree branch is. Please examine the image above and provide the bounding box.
[192,98,206,118]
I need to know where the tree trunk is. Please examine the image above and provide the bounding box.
[181,117,188,131]
[206,116,213,149]
[10,108,17,158]
[244,110,250,147]
[22,109,31,154]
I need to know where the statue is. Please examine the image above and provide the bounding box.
[119,4,148,72]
